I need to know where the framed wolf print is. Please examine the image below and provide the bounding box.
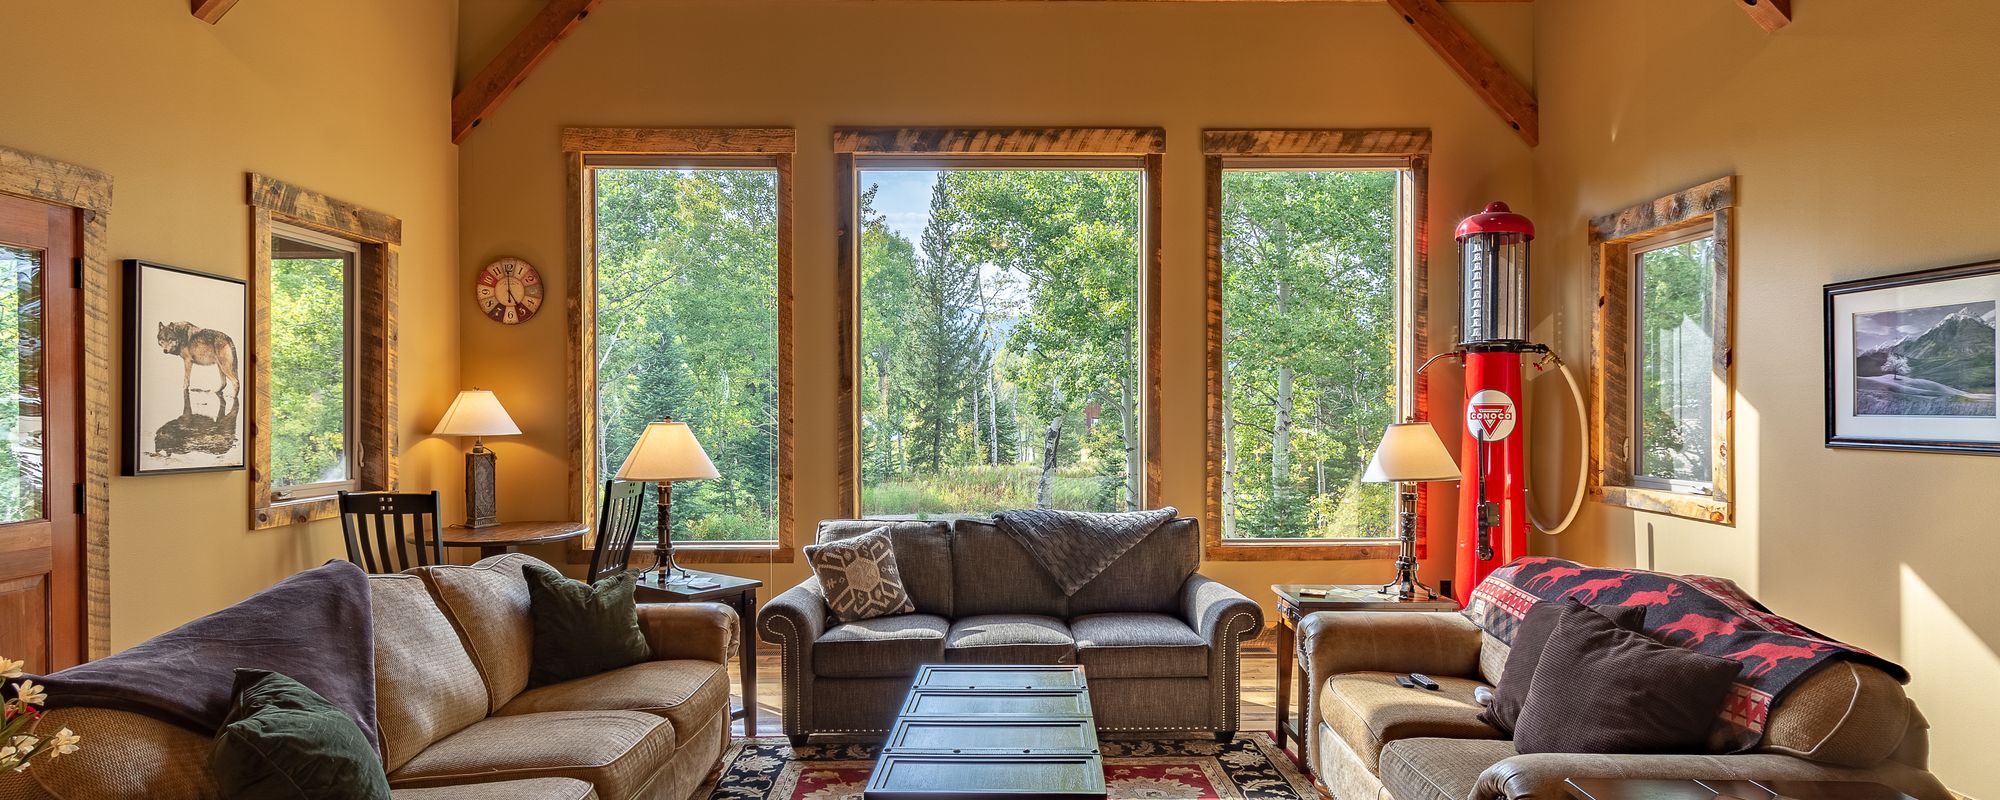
[123,260,247,474]
[1826,258,2000,455]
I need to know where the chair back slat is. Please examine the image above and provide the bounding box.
[338,491,445,574]
[587,480,648,584]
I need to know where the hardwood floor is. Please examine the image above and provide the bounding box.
[724,650,1288,738]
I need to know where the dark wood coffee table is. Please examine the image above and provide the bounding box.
[863,665,1106,800]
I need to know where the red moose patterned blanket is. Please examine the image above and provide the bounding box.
[1464,557,1908,752]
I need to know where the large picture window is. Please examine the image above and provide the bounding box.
[835,128,1164,518]
[1202,130,1432,559]
[563,128,796,560]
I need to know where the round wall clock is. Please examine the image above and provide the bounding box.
[476,257,544,325]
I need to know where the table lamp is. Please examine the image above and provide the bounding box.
[433,389,522,529]
[615,418,720,581]
[1363,420,1461,600]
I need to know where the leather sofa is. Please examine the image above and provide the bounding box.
[1300,608,1955,800]
[0,554,736,800]
[757,517,1263,743]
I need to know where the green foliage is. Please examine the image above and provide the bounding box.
[858,170,1142,516]
[1219,170,1398,540]
[269,256,347,488]
[1634,237,1714,482]
[594,168,780,541]
[0,247,41,522]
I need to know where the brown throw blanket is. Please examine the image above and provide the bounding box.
[992,507,1176,595]
[30,560,379,751]
[1464,557,1906,752]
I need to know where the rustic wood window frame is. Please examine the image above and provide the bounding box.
[247,173,400,530]
[1200,130,1431,562]
[561,127,797,564]
[831,127,1166,517]
[1,145,114,659]
[1588,176,1736,526]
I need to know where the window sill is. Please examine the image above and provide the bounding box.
[565,542,796,565]
[1596,485,1733,526]
[251,495,340,530]
[1202,540,1398,562]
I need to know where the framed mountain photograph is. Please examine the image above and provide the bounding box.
[123,260,247,475]
[1826,258,2000,454]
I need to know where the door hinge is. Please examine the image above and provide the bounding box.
[72,257,83,289]
[73,483,85,516]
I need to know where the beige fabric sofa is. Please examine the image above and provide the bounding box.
[1300,610,1954,800]
[0,554,735,800]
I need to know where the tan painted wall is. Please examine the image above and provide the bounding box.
[1,1,463,650]
[454,0,1538,615]
[1527,2,2000,794]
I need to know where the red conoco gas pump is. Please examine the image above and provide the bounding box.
[1446,203,1587,595]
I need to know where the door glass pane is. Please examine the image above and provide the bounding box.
[269,234,351,489]
[0,245,44,523]
[856,167,1143,518]
[1635,235,1715,484]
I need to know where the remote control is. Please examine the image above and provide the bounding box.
[1394,675,1417,689]
[1409,673,1441,691]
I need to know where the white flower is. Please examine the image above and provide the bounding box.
[47,728,78,756]
[12,680,45,707]
[0,659,22,680]
[9,735,35,754]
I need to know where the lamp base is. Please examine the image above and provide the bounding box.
[1381,487,1437,601]
[465,445,499,529]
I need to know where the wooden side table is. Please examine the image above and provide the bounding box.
[1271,584,1457,769]
[438,520,589,559]
[635,568,764,736]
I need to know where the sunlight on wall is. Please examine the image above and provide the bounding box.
[1900,565,1999,800]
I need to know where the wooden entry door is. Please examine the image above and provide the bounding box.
[0,192,82,673]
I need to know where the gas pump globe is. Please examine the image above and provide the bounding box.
[1459,202,1533,346]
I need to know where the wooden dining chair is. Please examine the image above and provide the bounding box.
[337,490,445,574]
[587,479,648,584]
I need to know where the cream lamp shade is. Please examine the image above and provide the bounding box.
[432,389,522,437]
[1362,422,1461,483]
[616,421,721,482]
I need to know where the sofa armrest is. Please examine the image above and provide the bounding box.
[757,578,828,653]
[1475,751,1956,800]
[1180,574,1264,646]
[1298,610,1482,680]
[636,601,738,664]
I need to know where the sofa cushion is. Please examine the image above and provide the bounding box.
[1066,517,1200,617]
[1512,605,1741,755]
[1378,737,1515,800]
[1318,672,1502,771]
[949,519,1068,618]
[1761,660,1911,767]
[1070,613,1207,679]
[389,779,599,800]
[414,554,537,711]
[819,519,954,617]
[369,573,490,774]
[944,615,1076,664]
[387,711,673,800]
[495,660,730,749]
[523,563,653,687]
[813,613,950,679]
[210,669,392,800]
[1481,599,1648,735]
[806,528,918,623]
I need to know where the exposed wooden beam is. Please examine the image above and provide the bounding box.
[451,0,603,144]
[1382,0,1538,146]
[1736,0,1791,32]
[190,0,242,24]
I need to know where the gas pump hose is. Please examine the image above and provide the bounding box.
[1528,355,1588,535]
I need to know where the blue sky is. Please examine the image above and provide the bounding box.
[861,169,941,243]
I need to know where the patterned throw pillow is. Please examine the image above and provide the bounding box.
[807,528,916,623]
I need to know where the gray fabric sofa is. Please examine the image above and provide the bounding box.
[757,516,1263,744]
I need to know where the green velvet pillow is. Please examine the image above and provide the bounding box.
[210,669,391,800]
[523,562,653,687]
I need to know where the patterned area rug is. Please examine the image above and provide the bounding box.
[695,734,1318,800]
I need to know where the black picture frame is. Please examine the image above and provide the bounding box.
[123,259,248,475]
[1824,256,2000,455]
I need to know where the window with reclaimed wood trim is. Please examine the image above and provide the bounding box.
[831,128,1164,519]
[1202,130,1431,561]
[561,128,796,562]
[1588,176,1736,525]
[246,173,399,530]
